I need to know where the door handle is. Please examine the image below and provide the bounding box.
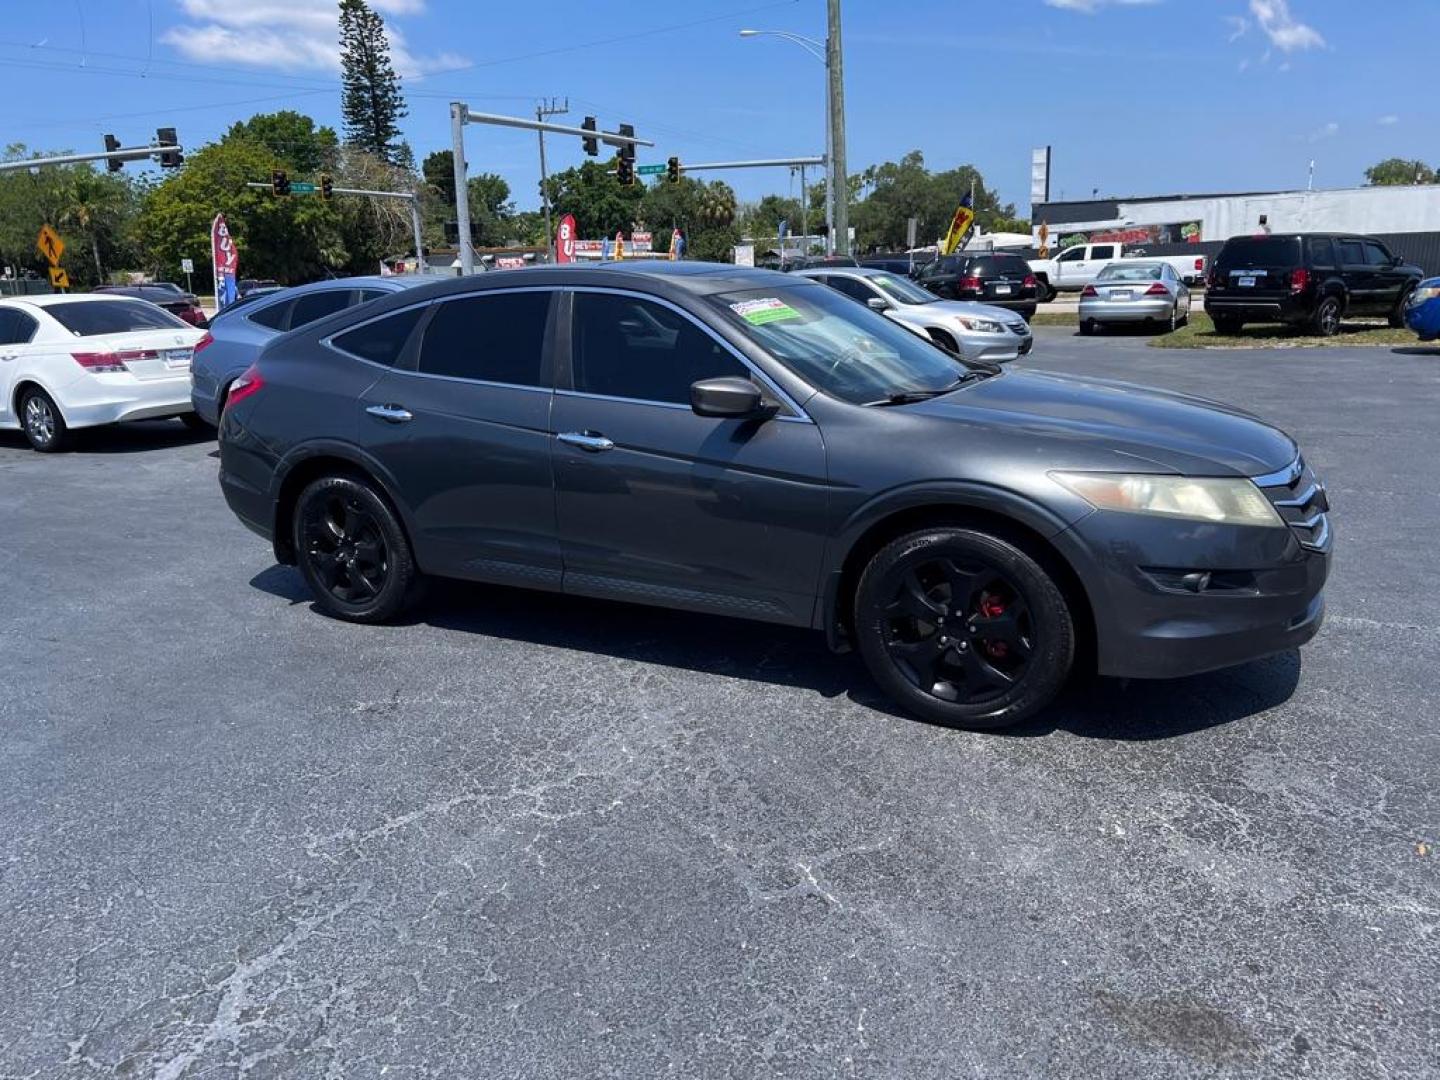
[365,403,413,423]
[557,431,614,453]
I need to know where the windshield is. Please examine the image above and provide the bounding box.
[44,300,188,336]
[1098,263,1163,281]
[709,285,975,404]
[868,273,936,305]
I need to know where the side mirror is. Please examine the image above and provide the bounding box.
[1392,254,1405,267]
[690,376,770,419]
[866,296,889,312]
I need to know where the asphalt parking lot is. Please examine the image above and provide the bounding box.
[2,329,1437,1079]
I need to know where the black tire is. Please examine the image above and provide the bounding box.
[293,475,419,623]
[1390,288,1414,329]
[853,528,1075,730]
[1079,319,1096,336]
[1311,295,1341,337]
[1167,303,1179,333]
[1212,315,1242,335]
[19,386,68,452]
[179,412,212,432]
[928,328,959,354]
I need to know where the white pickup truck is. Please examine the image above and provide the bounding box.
[1029,243,1207,300]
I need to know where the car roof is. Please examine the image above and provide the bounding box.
[4,293,150,307]
[796,266,888,280]
[374,262,813,304]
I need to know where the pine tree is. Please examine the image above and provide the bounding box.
[338,0,409,167]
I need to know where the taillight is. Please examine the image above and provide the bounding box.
[1145,282,1169,296]
[1289,268,1310,294]
[1208,268,1222,288]
[1081,284,1098,298]
[1194,257,1205,272]
[194,331,214,353]
[226,364,264,410]
[959,275,983,292]
[72,348,161,373]
[1022,274,1037,288]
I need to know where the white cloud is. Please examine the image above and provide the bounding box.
[1307,121,1339,142]
[1044,0,1160,11]
[1378,114,1400,126]
[160,0,466,78]
[1224,15,1248,42]
[1249,0,1325,52]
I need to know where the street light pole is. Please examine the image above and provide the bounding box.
[827,0,849,256]
[450,103,474,275]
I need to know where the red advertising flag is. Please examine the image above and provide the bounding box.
[211,213,238,309]
[555,214,577,264]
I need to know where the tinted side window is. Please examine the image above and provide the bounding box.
[289,290,355,329]
[1307,238,1336,268]
[358,289,388,303]
[417,291,551,386]
[828,277,876,303]
[332,306,425,367]
[572,292,749,405]
[1363,242,1392,267]
[1089,245,1117,261]
[248,299,292,330]
[1057,247,1085,263]
[1336,240,1366,265]
[0,308,38,345]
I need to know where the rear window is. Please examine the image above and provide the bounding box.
[971,255,1030,276]
[1216,237,1302,269]
[331,306,425,367]
[44,299,187,336]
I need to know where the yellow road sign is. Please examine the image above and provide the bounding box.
[48,266,70,289]
[37,224,65,266]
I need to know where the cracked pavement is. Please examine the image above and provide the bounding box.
[1,330,1437,1078]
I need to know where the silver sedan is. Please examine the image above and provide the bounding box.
[796,266,1033,363]
[1079,260,1192,335]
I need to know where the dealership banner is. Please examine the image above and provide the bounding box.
[211,213,238,310]
[555,214,577,264]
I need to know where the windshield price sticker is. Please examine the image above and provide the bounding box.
[730,297,801,325]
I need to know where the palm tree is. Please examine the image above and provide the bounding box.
[698,181,737,227]
[59,169,128,283]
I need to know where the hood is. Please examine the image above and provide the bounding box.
[910,370,1296,477]
[929,299,1023,323]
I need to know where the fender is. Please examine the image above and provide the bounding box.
[815,479,1101,648]
[268,437,422,566]
[8,370,69,425]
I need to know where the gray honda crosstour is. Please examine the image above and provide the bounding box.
[217,262,1330,730]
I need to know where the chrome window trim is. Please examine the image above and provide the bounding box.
[563,285,813,423]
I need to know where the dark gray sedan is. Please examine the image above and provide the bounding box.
[218,263,1330,730]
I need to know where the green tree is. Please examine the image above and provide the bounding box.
[225,111,339,175]
[467,172,514,246]
[639,177,740,263]
[739,194,803,238]
[58,168,131,283]
[331,145,421,271]
[543,158,644,239]
[338,0,409,167]
[1364,158,1435,186]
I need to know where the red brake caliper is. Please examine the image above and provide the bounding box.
[978,593,1008,659]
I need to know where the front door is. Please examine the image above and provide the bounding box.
[551,289,829,627]
[360,288,563,587]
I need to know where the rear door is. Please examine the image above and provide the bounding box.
[0,306,40,427]
[358,287,562,586]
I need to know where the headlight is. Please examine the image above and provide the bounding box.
[1050,472,1285,527]
[955,316,1005,333]
[1407,284,1440,306]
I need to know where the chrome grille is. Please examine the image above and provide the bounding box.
[1254,456,1330,552]
[1005,319,1030,336]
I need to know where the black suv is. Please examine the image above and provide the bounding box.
[1204,233,1422,336]
[917,252,1039,319]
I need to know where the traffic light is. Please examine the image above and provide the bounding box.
[618,123,636,164]
[271,169,290,197]
[667,156,680,184]
[581,116,598,157]
[616,158,634,187]
[156,127,182,168]
[103,134,123,173]
[319,174,334,200]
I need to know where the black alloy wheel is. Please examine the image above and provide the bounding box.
[1312,295,1341,337]
[294,476,418,622]
[1390,288,1414,328]
[854,528,1074,729]
[20,387,67,452]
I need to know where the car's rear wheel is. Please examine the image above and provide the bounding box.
[1212,315,1242,335]
[1311,295,1341,337]
[294,475,418,623]
[1079,319,1096,336]
[19,387,68,453]
[179,412,211,432]
[853,528,1074,729]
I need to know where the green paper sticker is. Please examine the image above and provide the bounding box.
[730,297,801,325]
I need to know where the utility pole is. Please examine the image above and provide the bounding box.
[826,0,849,256]
[536,97,568,261]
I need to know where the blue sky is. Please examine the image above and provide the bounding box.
[1,0,1435,214]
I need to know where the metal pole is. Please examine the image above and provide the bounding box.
[827,0,849,256]
[537,114,553,260]
[799,164,809,256]
[451,102,474,275]
[823,94,834,254]
[409,195,424,269]
[679,156,824,172]
[0,145,180,173]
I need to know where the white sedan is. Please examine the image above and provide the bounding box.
[0,293,210,451]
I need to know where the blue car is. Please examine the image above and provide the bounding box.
[1403,277,1440,342]
[191,276,430,425]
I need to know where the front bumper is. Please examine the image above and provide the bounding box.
[1080,298,1174,323]
[1403,296,1440,341]
[1062,504,1331,681]
[958,332,1033,364]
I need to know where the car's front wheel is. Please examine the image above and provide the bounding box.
[1390,288,1414,328]
[294,475,419,623]
[19,387,68,452]
[853,527,1075,729]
